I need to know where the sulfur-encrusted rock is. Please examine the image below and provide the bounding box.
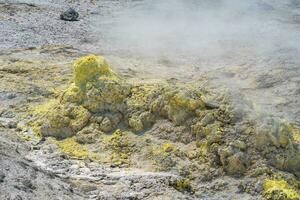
[200,113,215,126]
[128,115,144,132]
[39,104,91,139]
[128,111,155,132]
[75,126,100,144]
[29,55,300,182]
[69,105,91,132]
[255,120,292,149]
[285,154,300,178]
[151,143,177,171]
[33,55,128,138]
[255,120,300,177]
[164,88,204,125]
[263,179,300,200]
[73,55,116,90]
[231,140,247,151]
[218,146,246,176]
[100,117,114,133]
[61,84,85,104]
[106,129,134,165]
[226,152,247,175]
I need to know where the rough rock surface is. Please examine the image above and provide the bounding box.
[23,54,300,199]
[1,47,300,200]
[1,0,300,200]
[0,128,84,200]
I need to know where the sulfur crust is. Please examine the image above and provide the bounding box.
[28,55,300,180]
[56,137,92,159]
[263,179,300,200]
[73,55,117,90]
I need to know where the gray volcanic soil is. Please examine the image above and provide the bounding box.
[0,0,300,200]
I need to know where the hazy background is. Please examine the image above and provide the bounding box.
[92,0,300,124]
[96,0,300,65]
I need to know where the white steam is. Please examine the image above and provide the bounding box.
[96,0,300,63]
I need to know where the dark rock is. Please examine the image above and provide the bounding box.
[0,171,5,183]
[237,182,245,193]
[22,179,36,190]
[6,92,17,99]
[255,73,281,89]
[205,101,220,109]
[13,195,23,200]
[60,8,79,21]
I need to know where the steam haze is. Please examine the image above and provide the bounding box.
[97,0,300,64]
[92,0,300,124]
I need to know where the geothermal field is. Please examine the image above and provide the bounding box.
[1,0,300,199]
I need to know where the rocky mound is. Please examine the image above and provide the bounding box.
[27,55,300,199]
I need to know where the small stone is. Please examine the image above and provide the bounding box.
[0,117,17,128]
[200,113,215,126]
[15,195,23,200]
[16,121,27,131]
[76,133,97,144]
[60,8,79,21]
[231,140,247,151]
[207,133,222,145]
[1,110,16,118]
[100,117,113,132]
[237,182,246,193]
[80,183,97,193]
[254,181,263,193]
[226,152,246,175]
[0,171,5,183]
[6,92,17,99]
[31,146,40,150]
[70,164,80,170]
[21,179,35,190]
[128,116,143,132]
[205,100,220,109]
[91,116,103,124]
[80,167,91,174]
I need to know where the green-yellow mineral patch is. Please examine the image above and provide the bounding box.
[172,179,193,193]
[32,99,59,116]
[128,115,144,132]
[151,143,178,171]
[263,179,300,200]
[106,129,133,165]
[286,124,300,144]
[56,137,96,159]
[68,105,91,132]
[127,85,157,108]
[162,143,174,153]
[61,84,85,104]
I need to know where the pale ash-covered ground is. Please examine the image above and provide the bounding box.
[0,0,300,200]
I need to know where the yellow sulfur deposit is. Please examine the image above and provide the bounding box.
[162,143,174,153]
[29,55,300,181]
[263,179,300,200]
[106,129,133,165]
[73,55,117,90]
[56,137,91,159]
[61,84,85,104]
